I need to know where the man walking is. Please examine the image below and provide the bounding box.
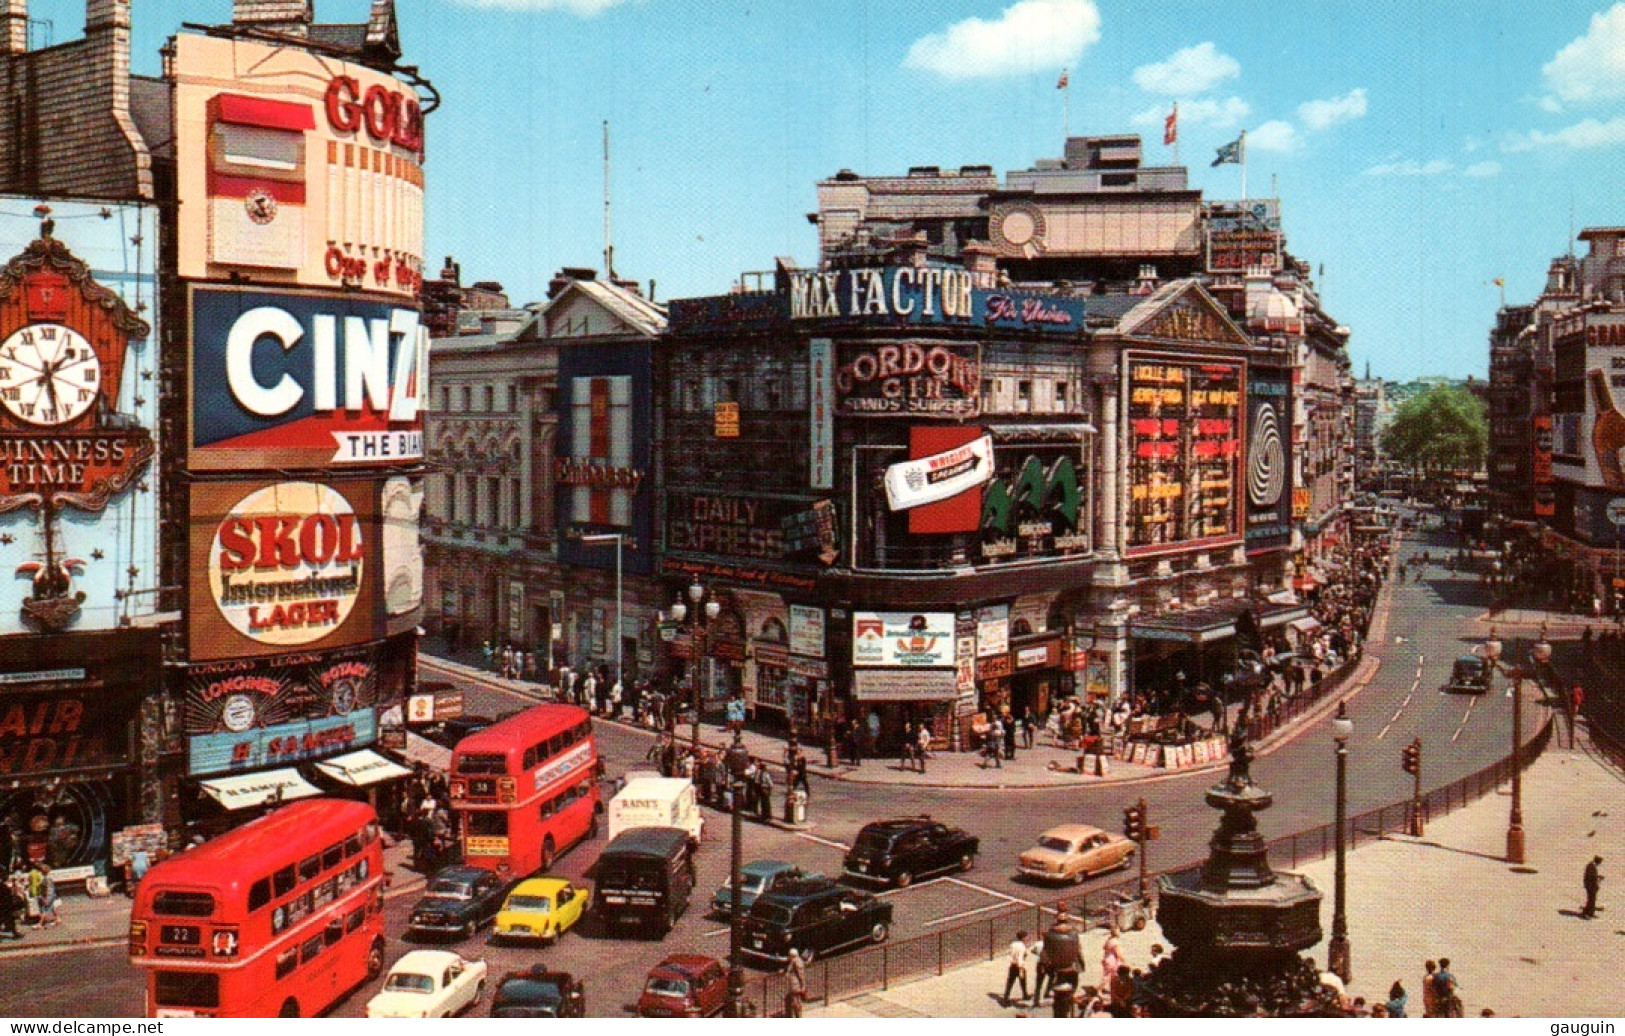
[784,947,806,1017]
[1002,930,1030,1007]
[916,722,932,775]
[1582,855,1603,919]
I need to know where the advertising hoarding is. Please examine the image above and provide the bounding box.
[172,34,425,300]
[836,341,980,418]
[1533,415,1555,518]
[666,491,837,566]
[975,605,1010,658]
[1245,370,1292,550]
[181,645,380,736]
[555,345,656,577]
[188,285,426,472]
[977,444,1091,562]
[885,433,993,512]
[381,476,424,635]
[809,338,834,489]
[0,201,161,636]
[788,605,826,658]
[1124,354,1244,554]
[0,687,134,781]
[188,479,381,661]
[852,669,958,701]
[852,612,955,668]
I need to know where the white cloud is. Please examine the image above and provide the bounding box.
[903,0,1102,80]
[1247,120,1301,153]
[1503,116,1625,151]
[449,0,632,13]
[1363,158,1455,176]
[1542,3,1625,105]
[1133,96,1250,129]
[1131,42,1240,95]
[1463,161,1502,178]
[1297,88,1368,130]
[1538,95,1565,114]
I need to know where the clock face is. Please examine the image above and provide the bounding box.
[0,323,101,427]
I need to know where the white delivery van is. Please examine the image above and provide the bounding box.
[608,776,704,844]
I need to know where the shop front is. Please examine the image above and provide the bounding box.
[1128,599,1307,708]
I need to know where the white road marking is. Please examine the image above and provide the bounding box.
[922,902,1008,927]
[1451,696,1478,743]
[703,927,730,938]
[945,877,1036,907]
[795,831,851,852]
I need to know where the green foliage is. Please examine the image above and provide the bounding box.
[1379,384,1487,473]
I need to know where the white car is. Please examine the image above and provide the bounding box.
[366,950,488,1018]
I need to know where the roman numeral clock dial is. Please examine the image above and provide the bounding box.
[0,323,100,426]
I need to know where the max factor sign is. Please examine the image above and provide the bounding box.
[786,267,1086,331]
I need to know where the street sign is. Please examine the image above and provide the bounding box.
[1608,498,1625,526]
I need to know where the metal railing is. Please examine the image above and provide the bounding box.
[744,708,1555,1016]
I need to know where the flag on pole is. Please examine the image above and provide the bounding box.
[1164,105,1178,146]
[1056,70,1069,90]
[1493,277,1505,287]
[1212,131,1245,167]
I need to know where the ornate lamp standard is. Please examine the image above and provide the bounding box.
[670,582,721,760]
[1327,699,1353,984]
[1481,625,1552,865]
[725,729,752,1016]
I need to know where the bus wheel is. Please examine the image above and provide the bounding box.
[279,999,300,1018]
[540,836,556,872]
[366,938,386,981]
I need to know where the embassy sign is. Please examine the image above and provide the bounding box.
[785,266,1085,332]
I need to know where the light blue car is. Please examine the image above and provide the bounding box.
[712,860,817,917]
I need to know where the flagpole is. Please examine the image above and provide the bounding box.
[1063,68,1071,138]
[1240,129,1248,202]
[1172,103,1180,166]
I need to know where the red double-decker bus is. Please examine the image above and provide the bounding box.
[450,703,601,877]
[129,799,386,1018]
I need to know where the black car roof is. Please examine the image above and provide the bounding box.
[858,818,937,837]
[429,866,489,883]
[755,877,852,905]
[500,967,574,984]
[601,826,690,857]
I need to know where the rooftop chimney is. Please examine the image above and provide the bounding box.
[232,0,312,38]
[2,0,26,55]
[1135,264,1160,295]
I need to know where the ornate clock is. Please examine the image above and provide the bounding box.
[0,322,102,426]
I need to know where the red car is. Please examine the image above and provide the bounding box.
[636,955,728,1018]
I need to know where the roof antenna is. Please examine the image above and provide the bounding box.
[603,120,616,280]
[1568,195,1576,259]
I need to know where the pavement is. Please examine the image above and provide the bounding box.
[419,651,1383,793]
[810,723,1625,1019]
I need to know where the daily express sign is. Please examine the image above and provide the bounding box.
[190,286,426,471]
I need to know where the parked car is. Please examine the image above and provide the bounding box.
[417,714,497,750]
[842,817,978,888]
[407,866,508,939]
[1443,655,1490,694]
[492,876,589,943]
[366,950,487,1018]
[636,955,728,1018]
[711,860,817,917]
[1016,824,1136,884]
[742,876,892,967]
[489,966,586,1018]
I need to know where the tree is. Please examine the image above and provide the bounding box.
[1379,384,1487,474]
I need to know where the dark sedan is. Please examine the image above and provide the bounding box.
[490,967,586,1018]
[407,866,507,940]
[842,817,978,889]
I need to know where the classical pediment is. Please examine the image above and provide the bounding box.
[1116,280,1250,348]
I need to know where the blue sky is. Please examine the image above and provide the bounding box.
[34,0,1625,379]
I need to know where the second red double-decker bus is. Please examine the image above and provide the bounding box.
[129,799,386,1018]
[450,703,601,877]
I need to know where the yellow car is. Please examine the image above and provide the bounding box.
[1017,824,1136,885]
[493,878,589,944]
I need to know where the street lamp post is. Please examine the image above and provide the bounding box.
[725,730,752,1017]
[1328,699,1353,984]
[1481,626,1551,865]
[575,533,624,688]
[671,582,721,760]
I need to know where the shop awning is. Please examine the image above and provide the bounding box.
[1288,617,1323,635]
[1130,602,1242,645]
[399,731,451,771]
[199,769,321,811]
[314,749,412,787]
[1259,604,1310,629]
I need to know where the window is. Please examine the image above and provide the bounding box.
[1016,380,1032,412]
[300,935,323,965]
[299,855,321,882]
[324,918,344,947]
[273,866,297,897]
[152,891,215,918]
[685,380,702,411]
[344,835,362,858]
[346,908,366,934]
[765,379,782,410]
[484,386,494,412]
[540,797,556,819]
[275,947,298,979]
[439,386,450,412]
[461,386,472,410]
[248,879,271,913]
[1055,381,1068,408]
[323,844,343,870]
[723,378,741,403]
[467,812,508,837]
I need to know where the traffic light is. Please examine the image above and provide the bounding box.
[1401,738,1421,776]
[1122,802,1145,842]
